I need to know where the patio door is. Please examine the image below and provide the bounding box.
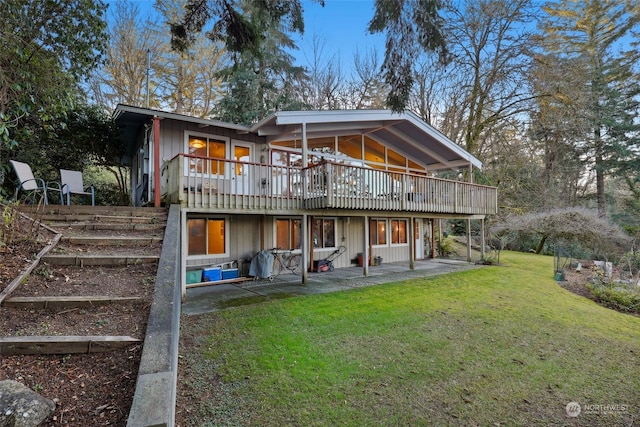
[231,142,254,195]
[414,220,424,260]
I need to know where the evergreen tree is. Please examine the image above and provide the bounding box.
[210,0,309,124]
[368,0,447,112]
[538,0,640,217]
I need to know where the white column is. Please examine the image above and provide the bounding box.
[302,214,308,284]
[363,215,369,276]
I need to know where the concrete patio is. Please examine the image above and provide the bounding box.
[182,258,480,315]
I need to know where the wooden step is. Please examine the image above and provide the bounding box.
[0,336,141,355]
[2,296,142,309]
[60,236,163,246]
[18,205,168,217]
[48,222,166,232]
[40,254,159,266]
[41,214,167,224]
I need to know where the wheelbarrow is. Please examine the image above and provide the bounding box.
[313,245,346,272]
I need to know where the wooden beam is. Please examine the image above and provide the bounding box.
[185,277,254,289]
[2,296,141,309]
[0,233,61,305]
[0,336,141,355]
[40,255,159,266]
[153,115,161,207]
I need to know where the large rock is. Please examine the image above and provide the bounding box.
[0,380,55,427]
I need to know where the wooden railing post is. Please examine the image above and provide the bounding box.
[326,162,334,207]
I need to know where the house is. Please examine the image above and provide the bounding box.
[113,105,497,293]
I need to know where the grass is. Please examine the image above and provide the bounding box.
[177,252,640,426]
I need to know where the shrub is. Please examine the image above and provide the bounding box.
[438,236,457,257]
[586,282,640,315]
[618,251,640,281]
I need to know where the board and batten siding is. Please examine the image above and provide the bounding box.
[340,216,411,265]
[185,214,261,270]
[158,119,265,165]
[184,213,429,275]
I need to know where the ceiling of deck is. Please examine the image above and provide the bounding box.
[252,110,482,171]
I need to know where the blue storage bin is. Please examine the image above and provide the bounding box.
[202,267,222,282]
[222,268,239,280]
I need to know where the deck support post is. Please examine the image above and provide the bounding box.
[363,215,369,276]
[302,213,308,285]
[430,219,436,258]
[480,217,486,259]
[409,218,415,270]
[466,219,472,262]
[153,116,161,207]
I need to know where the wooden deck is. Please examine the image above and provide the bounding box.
[162,154,497,215]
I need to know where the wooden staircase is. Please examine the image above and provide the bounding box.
[0,205,168,355]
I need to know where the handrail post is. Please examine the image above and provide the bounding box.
[326,163,334,207]
[454,182,458,213]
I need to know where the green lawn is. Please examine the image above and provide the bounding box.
[176,252,640,426]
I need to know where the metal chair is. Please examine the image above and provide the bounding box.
[10,160,63,205]
[60,169,95,206]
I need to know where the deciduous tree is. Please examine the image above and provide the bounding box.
[87,0,158,110]
[437,0,535,156]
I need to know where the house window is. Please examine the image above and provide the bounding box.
[391,219,408,245]
[312,218,336,248]
[276,218,301,250]
[271,149,302,167]
[188,135,226,174]
[364,138,386,167]
[187,218,226,255]
[369,219,387,246]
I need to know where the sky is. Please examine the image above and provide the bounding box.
[105,0,385,72]
[293,0,385,70]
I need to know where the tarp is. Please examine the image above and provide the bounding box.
[249,250,274,278]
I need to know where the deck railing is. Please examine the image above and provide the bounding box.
[162,154,497,215]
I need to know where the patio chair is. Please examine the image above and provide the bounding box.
[60,169,95,206]
[10,160,63,205]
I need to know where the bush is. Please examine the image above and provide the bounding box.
[83,166,130,206]
[618,251,640,281]
[438,236,457,257]
[586,282,640,315]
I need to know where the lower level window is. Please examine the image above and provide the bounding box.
[276,218,301,250]
[369,219,387,245]
[188,218,225,255]
[313,218,336,248]
[391,219,408,244]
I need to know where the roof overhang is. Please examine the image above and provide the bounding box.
[112,106,481,172]
[113,104,251,132]
[112,104,252,159]
[251,110,482,171]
